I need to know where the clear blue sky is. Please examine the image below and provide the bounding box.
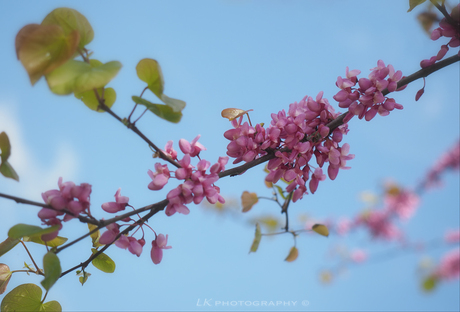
[1,0,459,311]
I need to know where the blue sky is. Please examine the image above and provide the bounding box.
[0,0,459,311]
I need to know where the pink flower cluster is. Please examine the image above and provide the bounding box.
[148,136,229,216]
[224,92,353,201]
[421,4,460,68]
[334,184,420,241]
[333,61,404,123]
[419,140,460,191]
[99,222,171,264]
[39,177,92,241]
[435,249,460,280]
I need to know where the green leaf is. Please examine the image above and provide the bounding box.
[408,0,426,12]
[91,249,115,273]
[74,87,116,112]
[249,223,262,253]
[136,58,164,97]
[159,94,186,113]
[78,271,91,286]
[0,237,21,257]
[15,24,80,85]
[45,60,91,95]
[132,96,182,123]
[274,185,286,200]
[241,191,258,213]
[312,224,329,237]
[0,264,12,295]
[0,132,11,162]
[23,235,68,248]
[8,224,59,240]
[41,7,94,48]
[285,246,299,262]
[422,275,438,292]
[74,61,122,93]
[135,58,185,112]
[87,224,103,248]
[1,283,61,312]
[0,161,19,181]
[41,252,61,291]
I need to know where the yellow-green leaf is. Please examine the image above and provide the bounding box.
[136,58,164,97]
[249,223,262,253]
[41,252,61,291]
[422,275,438,292]
[8,224,59,240]
[0,161,19,181]
[87,224,103,248]
[132,96,182,123]
[241,191,258,213]
[408,0,426,12]
[1,283,61,312]
[41,7,94,48]
[75,87,116,112]
[159,94,186,113]
[91,249,115,273]
[15,24,79,85]
[45,60,91,95]
[312,224,329,237]
[23,235,68,248]
[0,237,20,257]
[285,246,298,262]
[73,61,122,93]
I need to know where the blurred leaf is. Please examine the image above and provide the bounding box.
[135,58,185,112]
[73,61,122,93]
[312,224,329,237]
[132,96,182,123]
[75,87,116,112]
[241,191,258,213]
[1,283,61,312]
[285,246,298,262]
[87,224,103,248]
[45,60,90,95]
[23,235,68,248]
[15,23,79,85]
[417,12,439,34]
[77,270,91,286]
[256,216,279,233]
[274,185,286,199]
[8,224,59,240]
[41,7,94,48]
[159,94,186,113]
[0,264,12,294]
[264,180,273,188]
[221,108,253,121]
[0,132,11,162]
[249,223,262,253]
[422,275,438,292]
[41,252,61,291]
[320,270,333,284]
[0,161,19,182]
[136,58,164,97]
[408,0,426,12]
[0,237,20,257]
[91,249,115,273]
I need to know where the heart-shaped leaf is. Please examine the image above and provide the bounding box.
[91,249,116,273]
[132,96,182,123]
[1,283,61,312]
[41,7,94,48]
[41,252,61,291]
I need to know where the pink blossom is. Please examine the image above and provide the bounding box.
[384,186,420,220]
[162,140,178,160]
[445,229,460,243]
[150,234,172,265]
[148,163,170,190]
[336,218,352,236]
[355,210,401,240]
[179,135,206,157]
[350,249,367,263]
[435,249,460,280]
[99,223,120,244]
[101,188,129,213]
